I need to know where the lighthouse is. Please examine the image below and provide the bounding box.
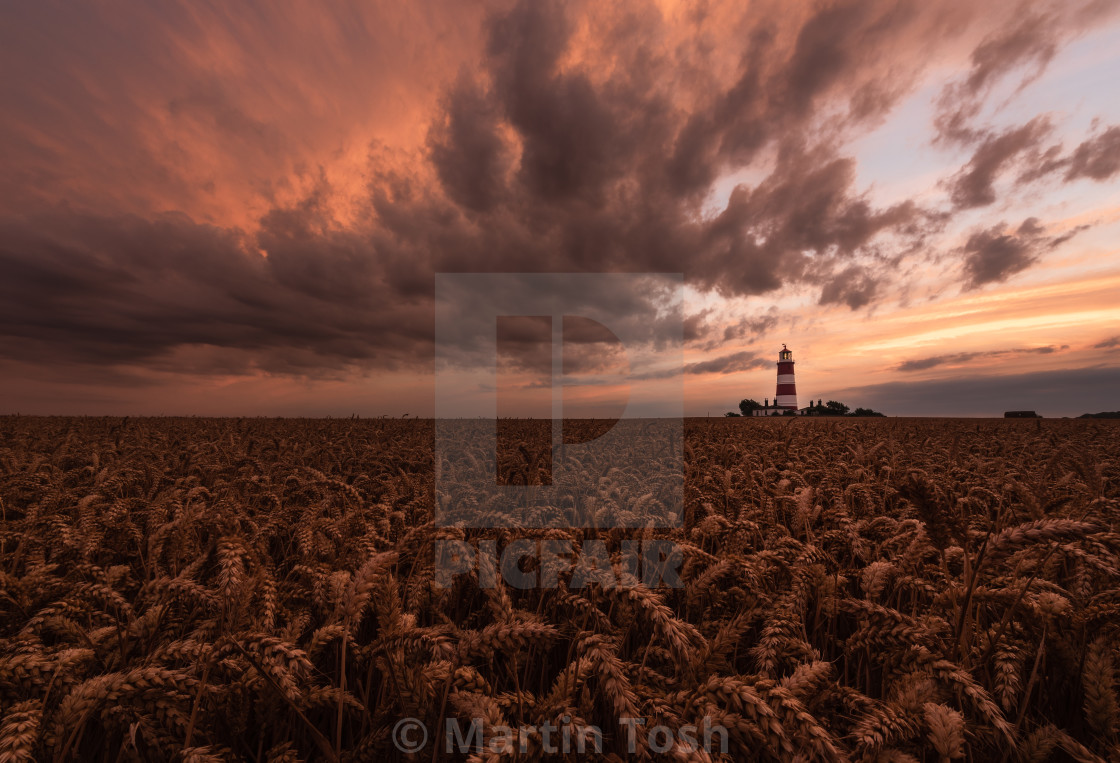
[775,344,798,411]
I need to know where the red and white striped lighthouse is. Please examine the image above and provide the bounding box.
[775,344,798,410]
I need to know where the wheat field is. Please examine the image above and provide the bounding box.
[0,416,1117,761]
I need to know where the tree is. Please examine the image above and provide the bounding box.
[725,411,741,417]
[849,407,885,417]
[824,400,850,416]
[739,399,762,415]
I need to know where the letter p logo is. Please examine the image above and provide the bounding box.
[434,273,683,530]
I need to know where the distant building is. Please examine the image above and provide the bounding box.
[1004,410,1042,418]
[799,400,827,416]
[752,398,780,416]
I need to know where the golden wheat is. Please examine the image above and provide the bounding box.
[0,416,1117,759]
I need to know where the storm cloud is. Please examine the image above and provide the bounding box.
[0,0,1116,399]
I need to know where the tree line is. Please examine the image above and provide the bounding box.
[727,399,886,417]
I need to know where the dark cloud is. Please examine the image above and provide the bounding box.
[935,13,1065,145]
[1065,126,1120,182]
[427,73,515,213]
[417,0,975,303]
[897,354,974,372]
[930,9,1120,201]
[1094,336,1120,349]
[933,3,1118,147]
[490,314,631,379]
[0,209,434,375]
[683,309,714,344]
[673,0,911,178]
[629,348,771,382]
[965,14,1060,94]
[959,217,1084,288]
[680,309,781,353]
[897,344,1069,372]
[485,1,639,204]
[818,265,880,309]
[1012,124,1120,186]
[827,364,1120,416]
[693,145,921,298]
[948,117,1052,208]
[434,273,682,377]
[683,351,769,376]
[1015,143,1069,185]
[497,315,553,377]
[563,317,628,375]
[961,223,1036,287]
[0,0,1112,387]
[721,312,780,345]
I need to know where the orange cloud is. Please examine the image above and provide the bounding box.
[1,0,1118,415]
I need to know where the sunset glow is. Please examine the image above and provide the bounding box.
[2,0,1119,416]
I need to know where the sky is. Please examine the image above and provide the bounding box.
[1,0,1119,417]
